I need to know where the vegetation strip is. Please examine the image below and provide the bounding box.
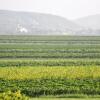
[0,66,100,80]
[0,78,100,97]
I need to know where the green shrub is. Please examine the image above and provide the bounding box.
[0,90,29,100]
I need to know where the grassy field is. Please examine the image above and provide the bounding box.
[31,98,100,100]
[0,35,100,98]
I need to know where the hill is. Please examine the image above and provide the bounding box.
[0,10,81,35]
[75,14,100,30]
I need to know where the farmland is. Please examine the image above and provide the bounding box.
[0,35,100,98]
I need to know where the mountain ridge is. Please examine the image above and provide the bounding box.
[74,14,100,30]
[0,10,81,35]
[0,10,99,35]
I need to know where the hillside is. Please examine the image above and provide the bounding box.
[0,10,81,35]
[0,10,99,36]
[75,14,100,30]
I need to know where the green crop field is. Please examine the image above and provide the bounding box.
[0,35,100,99]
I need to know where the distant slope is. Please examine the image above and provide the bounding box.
[74,14,100,30]
[0,10,81,35]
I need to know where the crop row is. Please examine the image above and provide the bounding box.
[0,59,100,67]
[0,52,100,59]
[0,78,100,97]
[0,48,100,53]
[0,66,100,80]
[0,44,100,49]
[0,40,100,44]
[0,35,100,41]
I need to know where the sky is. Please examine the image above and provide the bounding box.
[0,0,100,19]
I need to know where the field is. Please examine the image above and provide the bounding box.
[31,98,100,100]
[33,98,99,100]
[0,35,100,99]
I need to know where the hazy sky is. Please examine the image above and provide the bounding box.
[0,0,100,19]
